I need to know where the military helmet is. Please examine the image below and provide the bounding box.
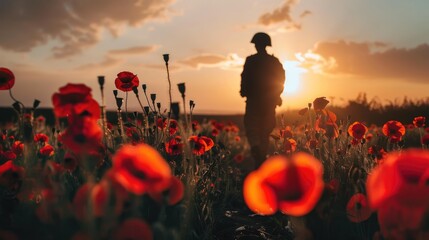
[251,32,272,46]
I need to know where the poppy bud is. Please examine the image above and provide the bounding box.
[98,76,105,87]
[144,106,150,115]
[150,94,156,102]
[171,102,180,119]
[12,101,21,113]
[177,83,186,97]
[142,84,147,92]
[157,102,161,112]
[133,111,138,118]
[163,54,169,64]
[308,103,312,109]
[189,100,194,110]
[116,98,123,110]
[33,99,41,109]
[113,90,118,98]
[132,86,138,95]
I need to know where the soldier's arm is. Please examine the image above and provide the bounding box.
[240,57,250,97]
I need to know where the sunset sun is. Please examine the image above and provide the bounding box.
[282,60,307,95]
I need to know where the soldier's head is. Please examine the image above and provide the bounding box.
[251,32,271,53]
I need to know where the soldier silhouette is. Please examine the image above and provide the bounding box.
[240,32,285,169]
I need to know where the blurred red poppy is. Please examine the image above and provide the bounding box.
[0,67,15,90]
[192,120,200,131]
[313,97,329,111]
[156,118,167,129]
[211,128,219,137]
[382,120,405,143]
[413,116,426,128]
[73,180,123,220]
[148,176,184,205]
[113,218,153,240]
[52,83,100,118]
[366,149,429,237]
[348,122,368,140]
[34,133,49,144]
[115,71,139,92]
[165,136,184,156]
[60,114,102,154]
[243,153,324,216]
[112,144,171,195]
[11,141,24,155]
[346,193,372,223]
[234,154,244,164]
[189,136,214,155]
[0,160,24,192]
[39,144,54,157]
[284,138,297,154]
[168,119,179,135]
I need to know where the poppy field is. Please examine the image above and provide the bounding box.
[1,66,429,240]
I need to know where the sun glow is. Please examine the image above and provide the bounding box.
[282,60,307,95]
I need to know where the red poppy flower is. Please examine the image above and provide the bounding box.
[168,119,179,135]
[315,110,338,139]
[115,71,139,92]
[34,133,49,143]
[326,179,339,194]
[211,128,219,137]
[126,127,141,143]
[73,180,123,220]
[0,160,24,192]
[52,83,100,118]
[192,120,200,131]
[366,149,429,237]
[307,139,318,150]
[413,116,426,128]
[281,126,293,139]
[243,153,324,216]
[60,114,102,154]
[382,120,405,143]
[113,218,153,240]
[188,136,215,155]
[156,118,167,129]
[234,136,241,142]
[111,144,172,195]
[313,97,329,111]
[346,193,372,223]
[11,141,24,155]
[165,136,184,156]
[0,150,16,161]
[0,67,15,90]
[39,144,54,157]
[348,122,368,140]
[284,138,297,154]
[148,176,184,205]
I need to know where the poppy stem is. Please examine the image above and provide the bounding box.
[125,91,128,117]
[165,62,172,119]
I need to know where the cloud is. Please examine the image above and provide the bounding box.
[298,41,429,82]
[0,0,175,58]
[178,54,227,68]
[257,0,305,30]
[178,53,244,69]
[76,56,122,71]
[300,10,312,18]
[108,45,159,55]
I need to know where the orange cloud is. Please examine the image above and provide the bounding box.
[257,0,307,30]
[177,53,245,70]
[0,0,175,58]
[76,56,122,71]
[300,41,429,82]
[109,46,159,55]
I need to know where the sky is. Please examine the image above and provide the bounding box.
[1,0,428,114]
